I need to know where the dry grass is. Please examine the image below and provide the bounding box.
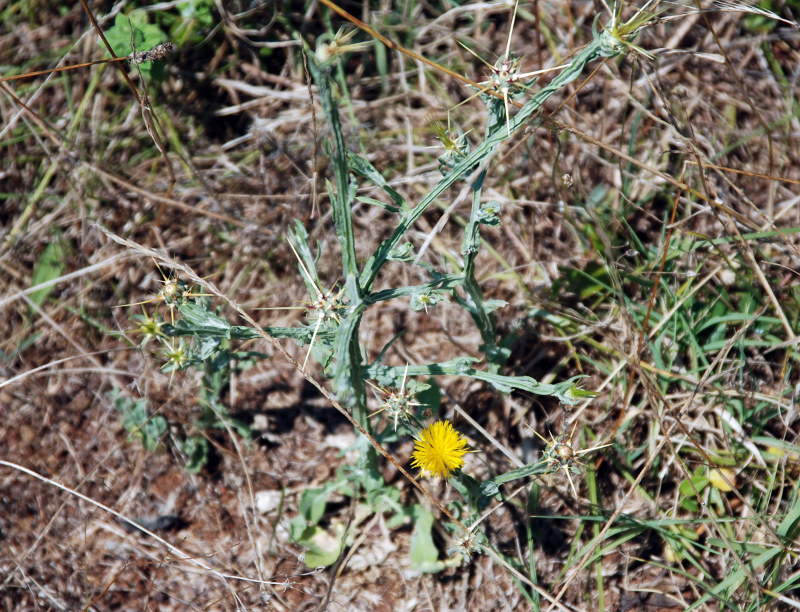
[2,1,800,610]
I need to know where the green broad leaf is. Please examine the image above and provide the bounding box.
[385,506,411,530]
[179,436,209,473]
[288,515,308,543]
[178,0,215,28]
[290,491,354,569]
[387,242,415,262]
[176,302,232,336]
[477,200,502,225]
[409,289,450,311]
[111,390,167,452]
[105,11,166,56]
[409,505,445,573]
[194,336,221,359]
[299,487,329,525]
[480,480,501,497]
[451,471,491,511]
[355,436,385,493]
[482,299,508,313]
[103,11,169,80]
[678,472,708,512]
[416,378,441,417]
[30,241,65,309]
[302,524,345,568]
[678,471,709,497]
[366,486,402,516]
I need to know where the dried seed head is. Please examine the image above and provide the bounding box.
[129,41,176,65]
[315,28,372,64]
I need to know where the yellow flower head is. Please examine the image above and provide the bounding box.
[411,420,469,479]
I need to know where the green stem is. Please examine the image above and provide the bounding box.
[456,98,505,372]
[306,53,374,463]
[359,31,622,293]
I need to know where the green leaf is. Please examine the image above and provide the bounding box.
[366,486,402,518]
[111,390,167,452]
[416,378,441,417]
[347,151,408,212]
[30,241,65,309]
[287,219,324,297]
[409,289,450,311]
[302,525,344,567]
[356,196,402,214]
[678,472,708,512]
[409,505,445,573]
[477,200,502,225]
[179,436,209,473]
[178,0,215,28]
[105,11,165,56]
[289,508,347,568]
[299,487,329,525]
[103,11,168,79]
[366,361,586,405]
[777,491,800,540]
[177,301,232,336]
[451,471,491,511]
[387,242,415,262]
[558,262,611,300]
[354,436,385,493]
[482,299,508,313]
[481,459,551,494]
[289,515,307,542]
[194,336,221,360]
